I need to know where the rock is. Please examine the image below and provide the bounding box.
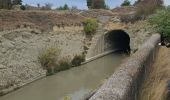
[166,43,170,48]
[1,41,15,50]
[0,64,6,69]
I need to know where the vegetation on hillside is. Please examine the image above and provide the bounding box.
[121,0,131,7]
[38,47,60,70]
[0,0,23,9]
[120,0,163,23]
[86,0,107,9]
[139,47,170,100]
[55,58,72,72]
[0,0,12,9]
[71,54,85,67]
[148,6,170,43]
[12,0,22,5]
[135,0,163,19]
[56,4,69,10]
[83,18,98,36]
[38,46,86,75]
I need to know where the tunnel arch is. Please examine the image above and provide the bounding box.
[105,29,131,54]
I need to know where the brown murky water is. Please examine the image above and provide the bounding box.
[0,53,127,100]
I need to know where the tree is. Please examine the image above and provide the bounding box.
[87,0,92,9]
[20,5,25,10]
[148,6,170,43]
[63,4,69,10]
[0,0,3,9]
[121,0,131,6]
[37,3,40,8]
[87,0,106,9]
[0,0,12,9]
[92,0,106,9]
[12,0,22,5]
[56,4,69,10]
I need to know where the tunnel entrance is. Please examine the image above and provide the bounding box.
[106,30,131,54]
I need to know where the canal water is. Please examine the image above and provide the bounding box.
[0,53,127,100]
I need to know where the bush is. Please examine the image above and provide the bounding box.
[148,6,170,42]
[83,18,98,36]
[38,47,60,72]
[71,54,85,67]
[46,67,54,76]
[54,58,72,72]
[20,5,26,10]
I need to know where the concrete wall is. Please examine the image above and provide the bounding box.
[86,33,114,59]
[89,34,160,100]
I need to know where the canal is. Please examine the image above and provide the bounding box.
[0,53,127,100]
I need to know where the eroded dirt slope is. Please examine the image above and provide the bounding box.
[0,28,85,94]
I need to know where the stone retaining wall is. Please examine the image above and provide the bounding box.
[89,34,161,100]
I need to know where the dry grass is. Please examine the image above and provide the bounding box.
[38,47,60,69]
[0,10,84,32]
[139,47,170,100]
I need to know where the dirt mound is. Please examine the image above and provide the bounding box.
[0,10,84,32]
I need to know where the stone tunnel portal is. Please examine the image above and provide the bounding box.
[106,29,131,54]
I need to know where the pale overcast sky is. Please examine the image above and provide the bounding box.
[23,0,170,9]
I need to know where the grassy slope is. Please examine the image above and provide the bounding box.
[139,47,170,100]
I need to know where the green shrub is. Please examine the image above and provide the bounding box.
[38,47,60,75]
[83,18,98,36]
[148,6,170,42]
[20,5,26,10]
[46,67,54,76]
[0,92,4,96]
[55,58,72,72]
[71,54,85,67]
[83,45,89,51]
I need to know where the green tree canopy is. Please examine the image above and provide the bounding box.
[121,0,131,6]
[148,6,170,42]
[63,4,69,10]
[57,4,69,10]
[0,0,12,9]
[12,0,22,5]
[87,0,106,9]
[87,0,92,9]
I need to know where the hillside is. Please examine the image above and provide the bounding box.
[0,10,84,32]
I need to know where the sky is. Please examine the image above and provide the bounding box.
[23,0,170,9]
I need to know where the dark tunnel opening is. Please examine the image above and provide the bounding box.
[106,30,131,54]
